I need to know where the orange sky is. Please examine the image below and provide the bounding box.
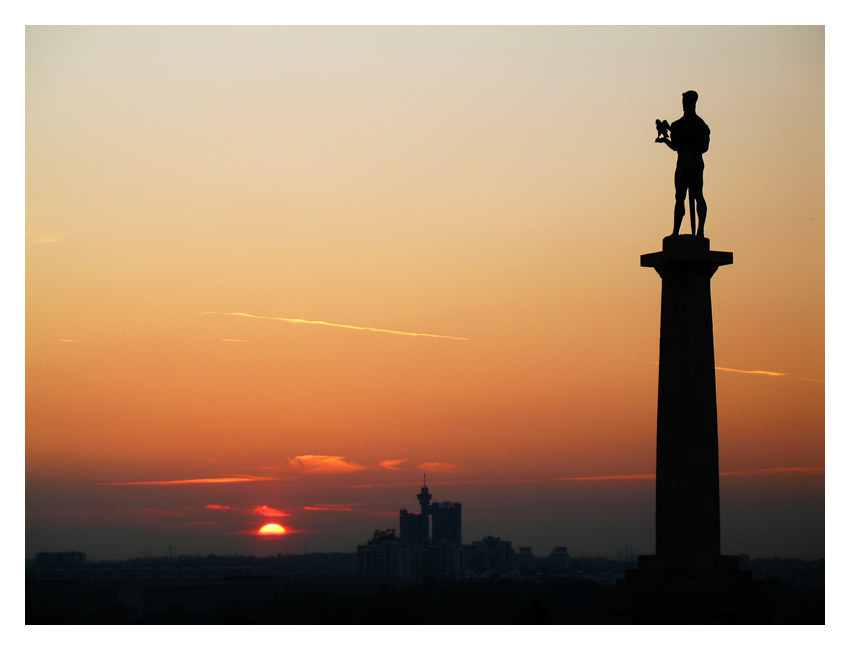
[25,26,824,560]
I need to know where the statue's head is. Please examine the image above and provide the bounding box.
[682,90,699,111]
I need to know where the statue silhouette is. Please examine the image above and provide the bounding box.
[656,91,710,237]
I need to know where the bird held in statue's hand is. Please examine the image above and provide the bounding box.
[655,119,670,142]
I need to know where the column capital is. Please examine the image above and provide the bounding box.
[641,235,733,269]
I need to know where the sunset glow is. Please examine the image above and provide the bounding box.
[258,523,287,535]
[25,26,824,562]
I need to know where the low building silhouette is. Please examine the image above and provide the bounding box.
[356,529,420,580]
[547,546,571,573]
[35,552,86,568]
[472,536,514,575]
[515,547,535,572]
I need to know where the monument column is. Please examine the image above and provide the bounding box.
[641,235,732,566]
[610,91,766,622]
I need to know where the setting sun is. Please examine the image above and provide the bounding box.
[258,523,286,536]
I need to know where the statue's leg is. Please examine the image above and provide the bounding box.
[673,167,688,236]
[693,173,707,238]
[673,199,685,236]
[689,194,696,235]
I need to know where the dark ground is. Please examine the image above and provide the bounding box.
[27,575,823,624]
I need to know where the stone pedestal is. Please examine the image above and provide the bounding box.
[610,554,769,623]
[610,236,765,622]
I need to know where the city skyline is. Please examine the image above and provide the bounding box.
[26,26,824,562]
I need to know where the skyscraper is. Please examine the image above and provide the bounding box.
[431,501,462,543]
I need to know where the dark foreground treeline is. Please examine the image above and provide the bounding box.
[27,577,823,624]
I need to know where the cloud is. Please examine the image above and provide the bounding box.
[715,366,787,377]
[201,311,469,341]
[303,504,354,512]
[719,467,824,477]
[653,362,807,379]
[59,339,77,343]
[250,505,289,517]
[348,483,395,489]
[204,504,231,510]
[288,455,366,474]
[349,468,824,490]
[102,475,278,486]
[418,462,462,474]
[190,521,216,525]
[221,338,248,343]
[378,459,406,471]
[557,467,824,482]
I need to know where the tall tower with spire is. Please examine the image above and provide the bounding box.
[399,475,432,544]
[417,475,433,516]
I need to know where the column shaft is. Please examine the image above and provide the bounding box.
[641,236,732,563]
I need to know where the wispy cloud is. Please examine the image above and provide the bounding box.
[201,311,469,341]
[288,455,366,474]
[303,504,357,512]
[418,462,463,474]
[349,467,824,490]
[548,468,823,482]
[652,361,800,379]
[250,505,289,517]
[59,339,77,343]
[715,366,787,377]
[378,459,406,471]
[102,475,278,486]
[221,338,248,343]
[348,483,400,490]
[719,467,824,477]
[204,504,231,510]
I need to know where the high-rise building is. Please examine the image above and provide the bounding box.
[361,479,475,580]
[431,501,462,542]
[399,509,429,545]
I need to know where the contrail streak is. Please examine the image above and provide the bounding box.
[715,366,787,377]
[201,311,469,341]
[652,362,789,378]
[347,467,824,489]
[102,475,277,486]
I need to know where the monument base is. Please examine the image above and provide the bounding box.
[609,555,770,624]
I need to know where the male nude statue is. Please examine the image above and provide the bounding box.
[656,90,710,237]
